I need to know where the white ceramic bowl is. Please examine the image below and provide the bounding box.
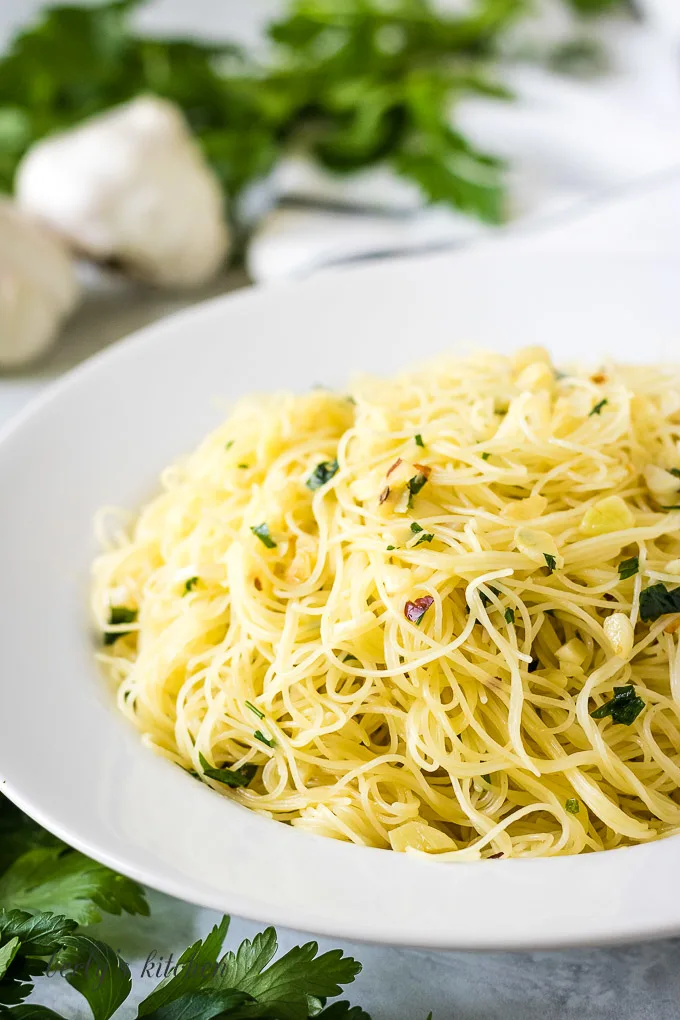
[2,248,680,950]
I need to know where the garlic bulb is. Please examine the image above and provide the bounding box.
[16,96,230,289]
[0,199,79,369]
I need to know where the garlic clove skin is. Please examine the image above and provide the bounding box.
[0,199,79,369]
[16,96,230,289]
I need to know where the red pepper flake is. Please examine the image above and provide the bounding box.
[404,596,434,625]
[386,458,402,478]
[253,577,262,591]
[413,463,431,478]
[379,485,391,505]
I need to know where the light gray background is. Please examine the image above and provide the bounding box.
[3,3,680,1018]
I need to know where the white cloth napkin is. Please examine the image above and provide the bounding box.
[246,11,680,283]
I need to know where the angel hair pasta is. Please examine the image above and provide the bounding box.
[93,347,680,859]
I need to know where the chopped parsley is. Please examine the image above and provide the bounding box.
[639,583,680,622]
[238,463,249,469]
[245,700,264,720]
[504,607,515,625]
[103,606,138,645]
[410,523,434,544]
[307,459,339,490]
[386,545,396,551]
[565,798,579,814]
[670,468,680,479]
[415,434,424,448]
[404,596,434,625]
[415,532,434,546]
[254,729,275,748]
[590,684,645,726]
[481,452,491,461]
[544,553,557,572]
[479,586,498,608]
[183,576,199,595]
[618,556,639,581]
[251,523,277,548]
[225,440,234,450]
[407,471,429,498]
[589,398,608,417]
[198,752,257,788]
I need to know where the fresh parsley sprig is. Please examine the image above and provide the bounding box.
[0,0,624,230]
[0,795,384,1019]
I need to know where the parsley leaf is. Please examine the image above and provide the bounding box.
[589,398,608,416]
[245,700,264,720]
[251,523,277,549]
[565,799,579,814]
[307,460,339,491]
[0,937,21,983]
[407,472,429,498]
[0,800,63,876]
[504,608,515,624]
[0,849,148,926]
[198,753,256,789]
[590,685,645,725]
[137,918,231,1016]
[141,989,252,1018]
[639,583,680,622]
[409,522,434,545]
[102,606,137,645]
[0,910,76,957]
[316,1003,372,1019]
[254,730,275,748]
[618,556,638,581]
[544,553,556,572]
[414,533,434,546]
[481,452,491,461]
[414,434,424,448]
[0,909,77,1006]
[59,935,131,1020]
[670,468,680,479]
[212,928,362,1020]
[183,577,199,595]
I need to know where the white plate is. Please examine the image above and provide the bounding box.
[2,248,680,951]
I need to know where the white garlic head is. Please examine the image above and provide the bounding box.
[16,96,230,289]
[0,199,80,369]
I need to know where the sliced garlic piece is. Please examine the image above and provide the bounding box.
[556,638,587,667]
[388,820,457,853]
[502,493,548,522]
[514,527,563,569]
[603,613,634,659]
[644,464,680,498]
[580,496,635,536]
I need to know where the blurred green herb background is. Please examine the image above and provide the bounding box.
[0,0,624,232]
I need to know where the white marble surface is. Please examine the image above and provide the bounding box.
[4,2,680,1018]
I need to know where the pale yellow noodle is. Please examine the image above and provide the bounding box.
[92,349,680,858]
